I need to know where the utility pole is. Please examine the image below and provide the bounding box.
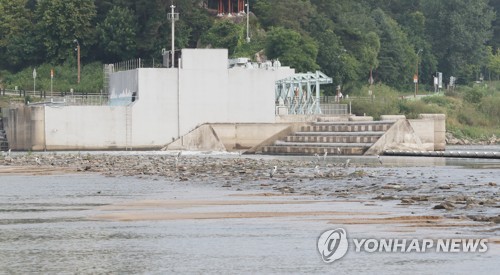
[168,4,179,68]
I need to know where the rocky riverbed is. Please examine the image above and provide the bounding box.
[446,132,499,145]
[1,152,499,225]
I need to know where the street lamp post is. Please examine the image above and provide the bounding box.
[415,49,423,98]
[73,39,80,84]
[246,0,250,43]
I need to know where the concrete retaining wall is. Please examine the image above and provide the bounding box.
[419,114,446,151]
[3,105,45,151]
[44,106,127,150]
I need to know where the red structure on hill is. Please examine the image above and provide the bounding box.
[208,0,246,16]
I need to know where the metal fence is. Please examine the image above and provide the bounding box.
[51,94,109,106]
[111,58,163,73]
[0,88,33,97]
[21,94,109,106]
[319,104,349,115]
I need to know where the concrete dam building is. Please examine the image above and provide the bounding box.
[4,49,295,151]
[3,48,445,154]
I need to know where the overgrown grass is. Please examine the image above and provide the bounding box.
[1,61,104,94]
[348,82,500,140]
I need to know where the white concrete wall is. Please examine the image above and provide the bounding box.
[228,67,294,123]
[44,106,127,150]
[178,49,230,135]
[133,68,179,146]
[11,49,297,150]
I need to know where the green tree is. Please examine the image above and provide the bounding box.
[201,20,243,55]
[422,0,495,80]
[176,0,214,48]
[0,0,38,70]
[35,0,97,62]
[131,0,172,57]
[399,11,437,86]
[372,9,416,89]
[265,27,319,72]
[307,15,344,91]
[253,0,315,33]
[97,6,138,62]
[486,46,500,79]
[488,0,500,50]
[310,0,381,90]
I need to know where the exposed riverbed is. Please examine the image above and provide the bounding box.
[0,150,499,273]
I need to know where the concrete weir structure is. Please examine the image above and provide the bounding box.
[3,48,446,154]
[3,49,295,151]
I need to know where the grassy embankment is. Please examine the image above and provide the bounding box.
[0,62,104,116]
[348,82,500,140]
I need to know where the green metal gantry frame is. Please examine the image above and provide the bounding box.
[275,71,333,115]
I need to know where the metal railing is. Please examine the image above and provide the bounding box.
[24,94,108,106]
[276,103,349,116]
[110,58,165,73]
[1,88,32,97]
[52,94,109,106]
[319,104,348,115]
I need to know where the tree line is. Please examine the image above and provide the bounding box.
[0,0,498,94]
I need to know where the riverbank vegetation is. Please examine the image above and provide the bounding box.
[349,81,500,140]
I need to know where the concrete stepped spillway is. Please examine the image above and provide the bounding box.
[263,121,394,155]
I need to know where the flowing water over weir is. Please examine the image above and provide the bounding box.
[0,151,499,273]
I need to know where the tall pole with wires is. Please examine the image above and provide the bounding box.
[168,4,179,68]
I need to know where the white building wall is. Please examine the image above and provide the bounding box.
[178,49,230,135]
[44,106,127,149]
[36,49,296,150]
[132,68,179,146]
[228,67,294,123]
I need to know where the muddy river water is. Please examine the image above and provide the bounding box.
[0,151,499,274]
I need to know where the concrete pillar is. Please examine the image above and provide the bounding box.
[30,106,46,151]
[419,114,446,151]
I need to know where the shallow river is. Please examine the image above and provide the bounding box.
[0,152,499,274]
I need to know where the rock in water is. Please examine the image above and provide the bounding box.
[433,201,455,210]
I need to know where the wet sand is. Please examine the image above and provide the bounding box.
[1,152,498,225]
[0,155,499,273]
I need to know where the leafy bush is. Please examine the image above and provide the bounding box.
[462,87,484,103]
[422,95,449,107]
[348,84,401,119]
[398,100,445,119]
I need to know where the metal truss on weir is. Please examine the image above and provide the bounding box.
[275,71,333,115]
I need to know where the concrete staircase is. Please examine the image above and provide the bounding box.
[263,121,394,155]
[0,118,8,151]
